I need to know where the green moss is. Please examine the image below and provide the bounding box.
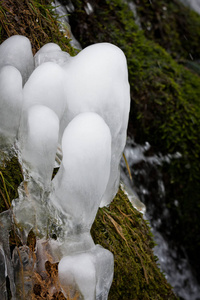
[134,0,200,61]
[92,189,177,299]
[0,0,75,55]
[0,155,23,213]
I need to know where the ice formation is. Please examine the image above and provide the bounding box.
[34,42,70,67]
[50,112,111,229]
[20,105,59,189]
[0,35,130,299]
[0,35,34,85]
[0,65,23,147]
[22,62,66,119]
[61,43,130,207]
[58,245,114,300]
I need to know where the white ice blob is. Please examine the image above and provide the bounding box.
[58,252,96,300]
[61,42,130,207]
[58,245,114,300]
[50,112,111,230]
[20,105,59,188]
[0,65,23,145]
[0,35,34,84]
[23,62,66,119]
[34,42,70,68]
[90,245,114,300]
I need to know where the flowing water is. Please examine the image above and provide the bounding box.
[120,137,200,300]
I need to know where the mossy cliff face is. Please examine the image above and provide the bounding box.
[134,0,200,61]
[0,0,75,56]
[92,189,177,299]
[67,0,200,283]
[0,0,177,299]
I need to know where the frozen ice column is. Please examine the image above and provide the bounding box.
[19,105,59,189]
[50,112,111,230]
[61,42,130,207]
[50,112,113,299]
[0,65,23,147]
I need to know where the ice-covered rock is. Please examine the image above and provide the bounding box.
[61,42,130,207]
[34,42,70,67]
[50,112,111,230]
[0,65,23,147]
[19,105,59,189]
[0,35,34,84]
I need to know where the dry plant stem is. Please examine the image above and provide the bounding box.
[0,171,11,206]
[122,153,132,181]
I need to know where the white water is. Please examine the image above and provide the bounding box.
[120,137,200,300]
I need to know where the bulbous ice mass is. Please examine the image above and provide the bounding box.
[0,65,23,144]
[58,245,114,300]
[34,42,70,67]
[58,252,96,300]
[20,105,59,188]
[51,112,111,230]
[23,62,66,119]
[0,35,34,84]
[61,42,130,206]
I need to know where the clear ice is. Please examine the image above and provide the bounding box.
[0,35,130,299]
[34,42,70,68]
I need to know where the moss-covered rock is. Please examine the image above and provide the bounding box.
[92,189,177,299]
[0,0,178,298]
[0,155,23,213]
[134,0,200,61]
[0,0,75,55]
